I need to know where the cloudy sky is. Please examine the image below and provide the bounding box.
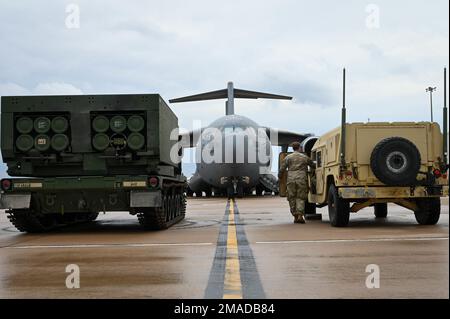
[0,0,448,176]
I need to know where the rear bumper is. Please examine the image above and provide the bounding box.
[0,191,162,210]
[0,176,174,211]
[339,185,449,199]
[2,175,152,191]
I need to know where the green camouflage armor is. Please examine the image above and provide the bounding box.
[279,151,315,216]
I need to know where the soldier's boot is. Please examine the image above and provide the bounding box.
[297,214,306,224]
[293,214,305,223]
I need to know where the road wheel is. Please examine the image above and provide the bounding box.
[327,184,350,227]
[370,137,421,186]
[177,193,186,219]
[137,187,185,230]
[374,203,388,218]
[7,209,56,233]
[414,198,440,225]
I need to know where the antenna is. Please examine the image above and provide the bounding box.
[426,86,437,122]
[340,68,347,170]
[444,68,448,170]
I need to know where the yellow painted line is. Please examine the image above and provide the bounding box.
[223,199,243,299]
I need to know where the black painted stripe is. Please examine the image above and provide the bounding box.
[204,199,266,299]
[233,200,266,299]
[204,201,229,298]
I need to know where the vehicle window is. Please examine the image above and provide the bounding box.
[317,151,322,168]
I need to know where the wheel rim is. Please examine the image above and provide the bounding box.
[386,151,408,173]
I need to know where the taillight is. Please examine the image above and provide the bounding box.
[1,179,12,191]
[433,169,442,178]
[344,171,353,180]
[148,177,159,188]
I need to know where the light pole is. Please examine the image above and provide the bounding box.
[426,86,436,122]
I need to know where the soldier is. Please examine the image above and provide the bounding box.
[278,142,316,223]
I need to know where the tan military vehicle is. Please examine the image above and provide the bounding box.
[308,69,449,227]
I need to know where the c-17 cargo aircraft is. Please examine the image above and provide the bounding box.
[171,82,318,197]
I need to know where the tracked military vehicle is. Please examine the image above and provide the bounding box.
[309,69,449,227]
[0,94,186,232]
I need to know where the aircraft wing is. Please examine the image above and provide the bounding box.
[180,127,313,148]
[263,127,313,147]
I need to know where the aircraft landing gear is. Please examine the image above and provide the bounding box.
[227,178,245,198]
[236,185,244,198]
[226,186,234,199]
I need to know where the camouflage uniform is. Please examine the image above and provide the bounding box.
[279,151,315,218]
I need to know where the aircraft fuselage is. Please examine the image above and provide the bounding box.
[191,114,272,194]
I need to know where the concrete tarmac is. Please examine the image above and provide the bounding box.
[0,197,448,299]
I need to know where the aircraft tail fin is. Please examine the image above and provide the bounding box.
[169,82,292,115]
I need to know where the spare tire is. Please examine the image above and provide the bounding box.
[370,137,421,186]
